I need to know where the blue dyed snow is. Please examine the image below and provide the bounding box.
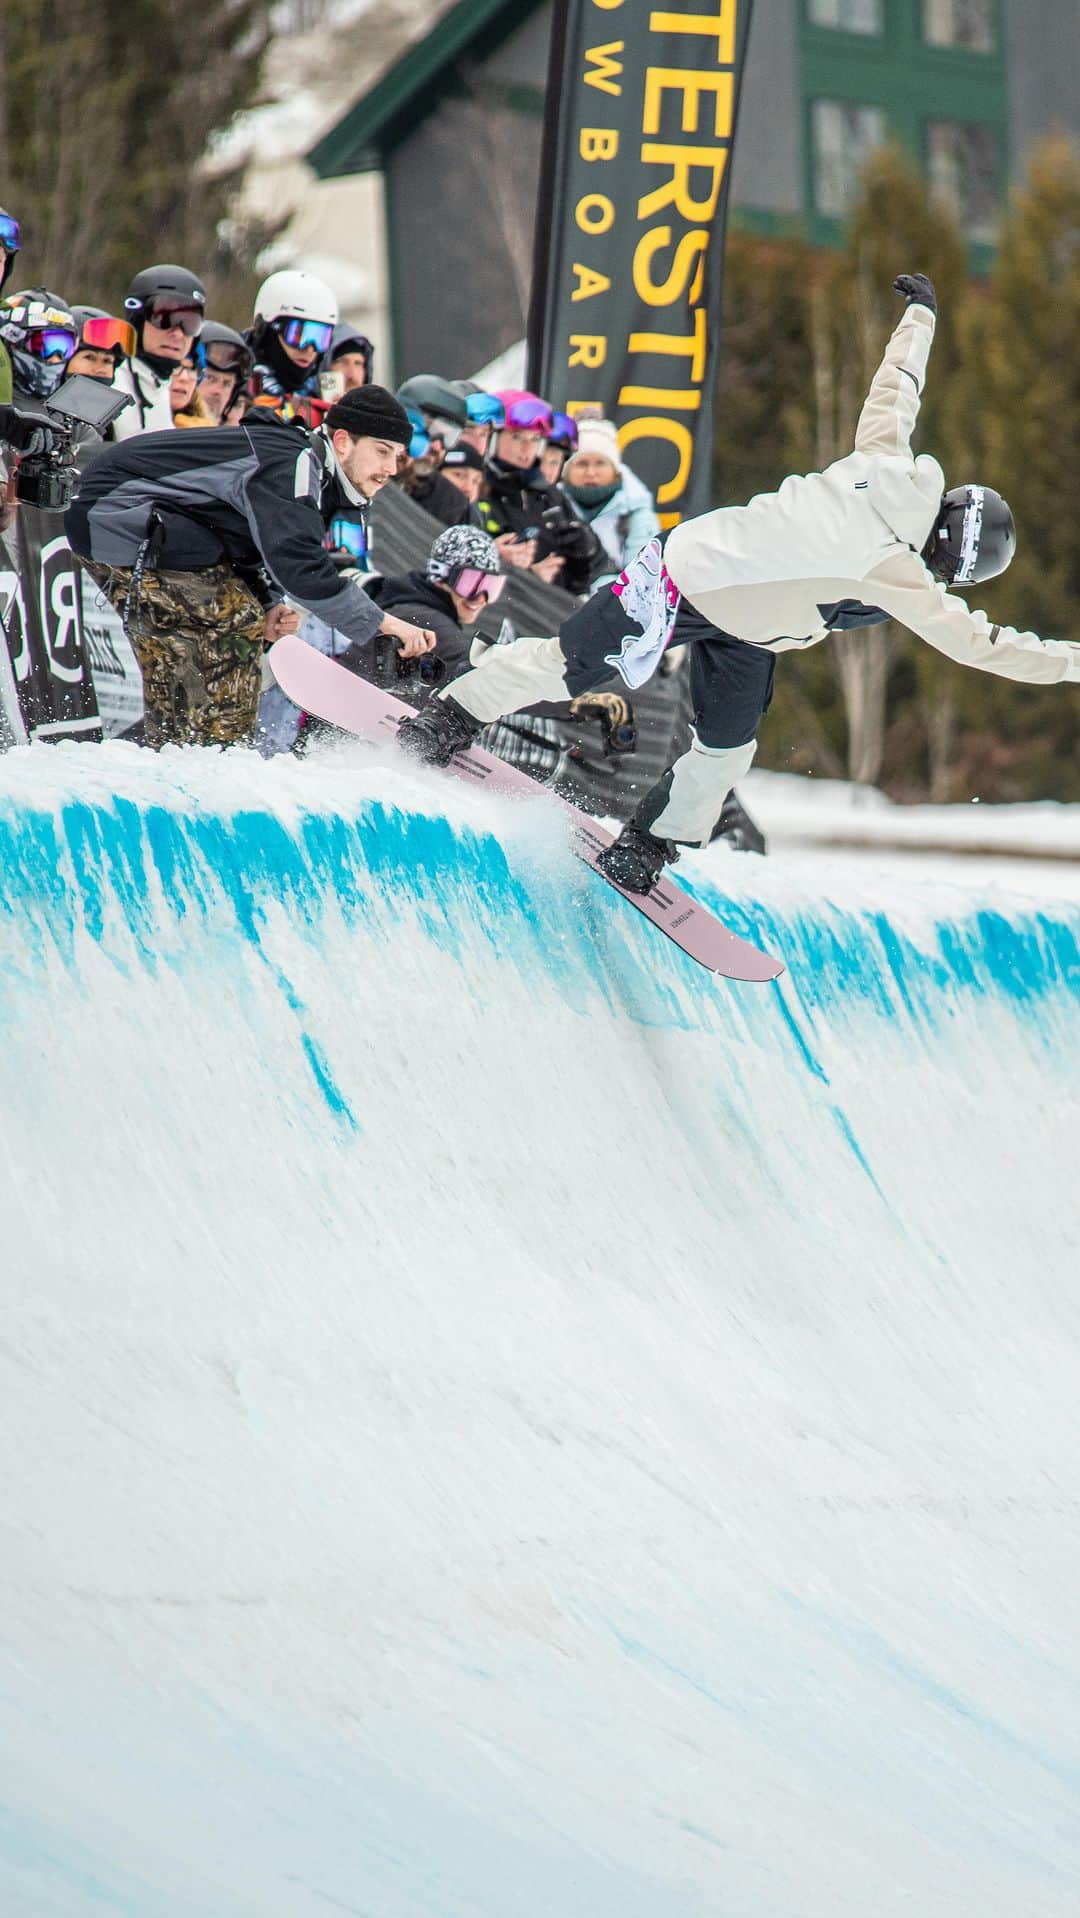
[1,791,1078,1089]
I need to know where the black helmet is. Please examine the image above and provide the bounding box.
[123,263,206,321]
[396,374,469,426]
[196,318,253,374]
[924,485,1016,587]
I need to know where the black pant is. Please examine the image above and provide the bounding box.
[557,585,775,750]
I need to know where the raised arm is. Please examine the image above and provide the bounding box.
[853,275,937,462]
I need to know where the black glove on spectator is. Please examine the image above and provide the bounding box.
[0,405,61,458]
[893,273,937,315]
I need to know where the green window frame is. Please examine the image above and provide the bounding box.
[797,0,1008,259]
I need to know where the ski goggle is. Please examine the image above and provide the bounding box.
[404,405,430,461]
[0,215,21,253]
[275,316,334,354]
[26,326,77,362]
[198,340,253,375]
[426,414,465,449]
[465,391,505,427]
[503,397,554,433]
[547,411,579,451]
[450,566,506,604]
[140,302,204,336]
[79,315,136,357]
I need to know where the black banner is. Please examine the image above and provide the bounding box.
[0,507,102,743]
[527,0,754,529]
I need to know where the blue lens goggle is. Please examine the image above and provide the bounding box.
[466,391,505,427]
[404,404,430,461]
[277,316,334,354]
[0,215,21,253]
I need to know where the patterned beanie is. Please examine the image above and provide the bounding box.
[426,523,502,583]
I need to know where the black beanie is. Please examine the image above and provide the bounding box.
[325,383,410,445]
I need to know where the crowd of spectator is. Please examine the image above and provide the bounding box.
[0,214,661,772]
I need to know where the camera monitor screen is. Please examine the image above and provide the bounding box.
[47,374,133,435]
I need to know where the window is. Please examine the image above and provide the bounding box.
[926,120,999,240]
[812,100,887,216]
[808,0,884,29]
[924,0,995,51]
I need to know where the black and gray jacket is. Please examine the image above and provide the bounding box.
[66,417,383,650]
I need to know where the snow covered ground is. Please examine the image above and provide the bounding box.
[2,740,1079,1916]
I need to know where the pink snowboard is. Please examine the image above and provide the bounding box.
[269,636,784,984]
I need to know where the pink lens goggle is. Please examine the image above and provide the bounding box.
[505,397,554,433]
[452,567,506,603]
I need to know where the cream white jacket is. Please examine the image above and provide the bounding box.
[664,304,1079,687]
[111,356,175,440]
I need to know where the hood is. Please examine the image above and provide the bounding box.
[865,452,945,551]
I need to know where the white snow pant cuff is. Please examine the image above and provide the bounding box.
[648,731,758,846]
[441,635,570,724]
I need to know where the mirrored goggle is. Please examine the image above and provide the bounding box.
[276,316,334,354]
[465,391,505,427]
[404,406,430,460]
[199,342,252,375]
[505,397,554,433]
[451,567,506,603]
[427,414,464,448]
[27,327,77,362]
[0,214,21,253]
[549,411,578,450]
[145,303,204,336]
[80,315,136,356]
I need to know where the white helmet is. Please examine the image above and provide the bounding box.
[253,269,338,329]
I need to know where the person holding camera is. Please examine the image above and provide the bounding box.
[65,384,435,749]
[0,288,81,529]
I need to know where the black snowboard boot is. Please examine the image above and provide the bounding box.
[397,695,482,767]
[595,823,678,894]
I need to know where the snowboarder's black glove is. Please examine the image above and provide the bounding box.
[893,273,937,315]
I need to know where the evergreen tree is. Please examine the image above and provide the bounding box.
[0,0,271,318]
[946,136,1080,800]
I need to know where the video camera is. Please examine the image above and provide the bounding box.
[9,376,132,512]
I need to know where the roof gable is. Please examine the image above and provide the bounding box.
[308,0,546,177]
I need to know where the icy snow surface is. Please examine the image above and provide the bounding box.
[1,738,1079,1917]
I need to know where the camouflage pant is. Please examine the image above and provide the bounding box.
[81,560,266,748]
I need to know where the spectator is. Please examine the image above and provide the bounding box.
[562,418,661,570]
[0,285,76,533]
[441,441,485,507]
[196,322,254,425]
[0,288,78,402]
[170,351,214,427]
[328,323,373,392]
[114,264,206,439]
[66,384,434,748]
[394,375,475,528]
[451,382,504,461]
[353,523,505,693]
[0,207,23,406]
[64,307,136,387]
[539,411,578,488]
[246,269,338,428]
[478,390,603,595]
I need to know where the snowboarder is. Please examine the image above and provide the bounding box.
[397,273,1079,892]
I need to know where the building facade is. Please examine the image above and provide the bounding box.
[309,0,1080,378]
